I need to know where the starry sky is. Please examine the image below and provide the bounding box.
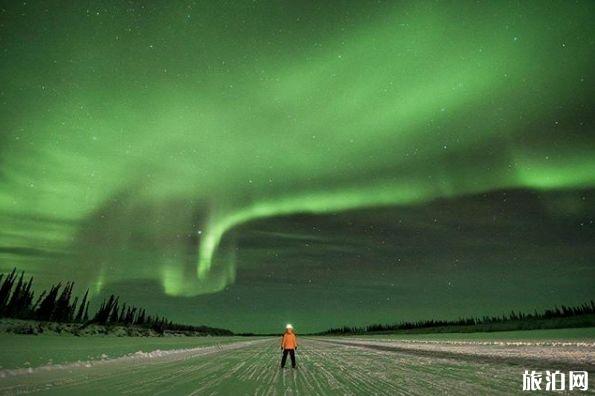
[0,1,594,333]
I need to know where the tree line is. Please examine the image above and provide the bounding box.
[0,268,232,335]
[319,301,595,335]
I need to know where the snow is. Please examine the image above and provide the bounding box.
[0,337,593,394]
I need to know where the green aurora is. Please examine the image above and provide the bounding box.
[0,1,594,332]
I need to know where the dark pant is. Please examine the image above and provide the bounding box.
[281,348,296,368]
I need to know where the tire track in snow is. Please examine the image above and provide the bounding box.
[0,339,271,395]
[317,338,595,371]
[1,337,592,395]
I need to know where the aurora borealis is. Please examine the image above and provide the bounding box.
[0,1,594,332]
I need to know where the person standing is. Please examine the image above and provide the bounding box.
[280,324,298,368]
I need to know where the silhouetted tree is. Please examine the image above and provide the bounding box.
[75,289,89,322]
[109,299,120,323]
[35,283,62,321]
[0,269,230,336]
[93,295,117,324]
[52,282,75,322]
[0,268,18,315]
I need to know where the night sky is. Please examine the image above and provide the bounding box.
[1,1,594,333]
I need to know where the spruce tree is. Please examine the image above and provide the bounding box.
[109,299,120,323]
[118,303,127,323]
[75,289,89,322]
[83,301,90,322]
[35,283,61,321]
[5,272,24,317]
[0,268,17,314]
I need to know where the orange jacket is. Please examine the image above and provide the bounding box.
[281,330,298,349]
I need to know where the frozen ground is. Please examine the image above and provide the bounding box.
[356,327,595,342]
[0,334,249,370]
[0,335,593,395]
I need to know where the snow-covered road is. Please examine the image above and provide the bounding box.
[0,337,593,395]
